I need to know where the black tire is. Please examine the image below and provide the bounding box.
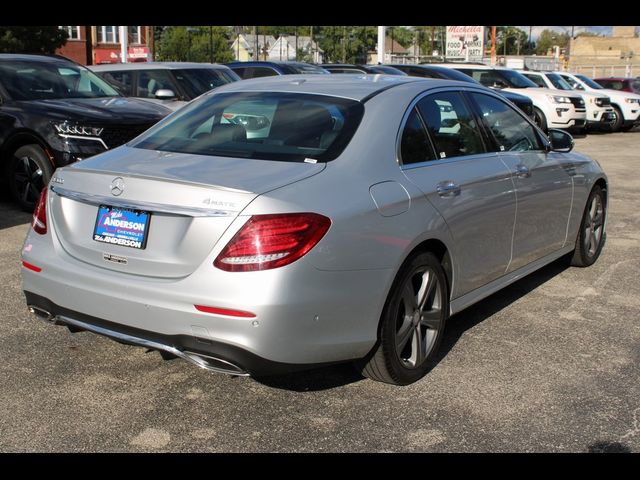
[357,251,449,386]
[570,185,606,267]
[533,107,548,132]
[606,105,623,133]
[8,144,53,212]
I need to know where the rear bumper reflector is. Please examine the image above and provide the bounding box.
[194,304,256,318]
[22,261,42,272]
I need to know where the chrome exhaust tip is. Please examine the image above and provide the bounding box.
[28,305,55,322]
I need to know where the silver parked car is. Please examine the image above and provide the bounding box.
[21,75,608,385]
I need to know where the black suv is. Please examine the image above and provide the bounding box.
[0,54,171,210]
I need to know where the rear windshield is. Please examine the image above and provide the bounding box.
[130,91,364,162]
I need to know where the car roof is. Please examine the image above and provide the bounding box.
[90,62,231,71]
[210,73,459,101]
[0,53,78,65]
[593,77,631,81]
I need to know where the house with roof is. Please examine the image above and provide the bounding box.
[367,37,408,64]
[267,36,324,63]
[230,34,277,61]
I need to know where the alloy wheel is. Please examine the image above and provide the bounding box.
[14,154,45,207]
[394,266,443,369]
[584,194,604,258]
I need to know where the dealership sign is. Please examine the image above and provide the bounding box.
[446,26,485,61]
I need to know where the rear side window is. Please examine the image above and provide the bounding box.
[130,91,364,163]
[400,107,435,165]
[247,67,278,78]
[417,92,485,159]
[524,74,546,88]
[99,71,133,95]
[468,92,543,152]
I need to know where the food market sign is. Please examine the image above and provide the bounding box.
[446,26,485,61]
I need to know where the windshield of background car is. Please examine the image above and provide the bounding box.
[173,69,239,99]
[632,79,640,93]
[0,60,120,100]
[545,73,573,91]
[288,64,330,74]
[130,91,364,162]
[457,68,536,88]
[575,74,604,89]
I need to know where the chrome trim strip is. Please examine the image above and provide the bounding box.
[54,314,249,376]
[57,134,108,150]
[51,185,235,217]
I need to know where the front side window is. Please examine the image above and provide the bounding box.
[469,92,543,152]
[0,61,119,100]
[136,70,177,98]
[575,74,604,90]
[173,69,238,99]
[560,74,584,90]
[416,91,485,159]
[400,107,435,165]
[545,73,573,91]
[130,91,364,163]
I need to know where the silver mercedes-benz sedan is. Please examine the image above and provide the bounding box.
[21,74,608,385]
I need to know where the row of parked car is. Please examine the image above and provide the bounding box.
[0,53,638,211]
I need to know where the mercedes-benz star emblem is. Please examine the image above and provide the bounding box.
[110,177,125,196]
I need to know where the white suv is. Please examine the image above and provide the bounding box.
[431,64,587,132]
[518,70,614,131]
[556,71,640,132]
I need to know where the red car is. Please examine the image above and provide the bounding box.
[593,77,640,95]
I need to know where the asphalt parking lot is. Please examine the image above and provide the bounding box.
[1,129,639,453]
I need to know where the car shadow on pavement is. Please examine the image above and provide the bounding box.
[255,255,572,392]
[587,441,632,453]
[432,255,571,365]
[0,200,32,230]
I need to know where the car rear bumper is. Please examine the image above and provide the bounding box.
[21,227,388,374]
[24,291,342,376]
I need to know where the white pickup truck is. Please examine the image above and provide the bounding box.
[518,70,614,132]
[555,71,640,132]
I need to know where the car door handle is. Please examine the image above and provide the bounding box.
[436,181,461,197]
[515,164,531,178]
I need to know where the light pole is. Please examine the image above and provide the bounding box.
[186,27,198,62]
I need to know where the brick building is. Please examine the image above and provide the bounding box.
[56,26,155,65]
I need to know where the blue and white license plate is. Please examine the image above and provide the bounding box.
[93,205,151,250]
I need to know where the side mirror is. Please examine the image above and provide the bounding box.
[155,89,177,100]
[547,128,574,152]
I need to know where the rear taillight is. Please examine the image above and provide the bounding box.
[32,188,48,235]
[214,213,331,272]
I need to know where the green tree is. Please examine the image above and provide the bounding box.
[155,26,233,63]
[497,26,528,56]
[0,26,67,54]
[535,29,569,55]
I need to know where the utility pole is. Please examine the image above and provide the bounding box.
[377,26,386,64]
[253,26,258,61]
[120,26,128,63]
[209,26,213,63]
[342,26,347,63]
[490,26,497,66]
